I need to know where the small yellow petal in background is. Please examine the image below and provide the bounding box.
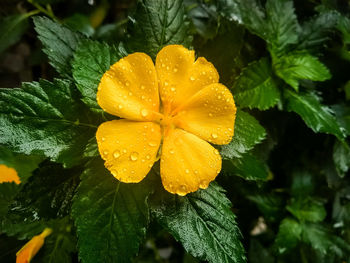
[0,164,20,184]
[174,83,236,145]
[97,52,160,121]
[16,228,52,263]
[160,128,222,196]
[156,45,219,112]
[96,120,161,183]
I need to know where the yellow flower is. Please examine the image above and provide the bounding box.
[16,228,52,263]
[96,45,236,195]
[0,164,20,184]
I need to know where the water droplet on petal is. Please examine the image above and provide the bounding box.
[213,149,219,155]
[113,150,121,159]
[194,170,199,175]
[164,81,169,86]
[169,149,175,154]
[190,76,195,81]
[199,179,208,188]
[125,82,130,86]
[103,151,108,156]
[122,149,127,153]
[170,87,176,92]
[146,154,151,160]
[130,152,139,161]
[173,68,178,73]
[101,137,106,142]
[208,113,213,117]
[118,105,123,109]
[140,85,145,90]
[141,109,149,117]
[211,133,218,139]
[111,169,118,177]
[148,142,157,147]
[185,169,190,174]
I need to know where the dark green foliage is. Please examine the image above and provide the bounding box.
[0,15,29,54]
[33,17,83,77]
[127,0,192,58]
[232,58,280,110]
[72,40,123,111]
[150,183,246,263]
[1,0,350,262]
[283,90,345,139]
[0,79,96,167]
[72,158,153,263]
[221,110,266,159]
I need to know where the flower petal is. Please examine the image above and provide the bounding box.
[155,45,219,112]
[0,164,20,184]
[174,83,236,145]
[160,128,222,196]
[16,228,52,263]
[96,120,161,183]
[97,53,160,121]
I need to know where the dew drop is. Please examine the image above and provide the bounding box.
[130,152,139,161]
[148,142,157,147]
[194,170,199,175]
[111,169,118,177]
[122,149,127,153]
[129,92,133,96]
[103,151,108,156]
[148,70,152,74]
[118,105,123,109]
[148,163,153,168]
[131,170,135,174]
[211,133,218,139]
[146,154,151,160]
[166,66,170,70]
[208,113,213,117]
[199,179,208,188]
[101,137,106,142]
[190,76,195,81]
[141,109,149,117]
[113,150,121,159]
[185,169,190,174]
[169,149,175,154]
[170,87,176,92]
[164,81,169,86]
[140,85,145,90]
[173,68,178,73]
[179,185,187,193]
[213,149,219,155]
[125,81,130,86]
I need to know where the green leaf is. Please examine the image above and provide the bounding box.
[127,0,192,58]
[232,58,280,110]
[33,16,83,77]
[331,104,350,136]
[0,146,42,183]
[275,218,302,253]
[274,52,331,91]
[220,110,266,159]
[0,14,29,54]
[296,10,340,51]
[0,79,96,167]
[287,198,326,223]
[247,193,285,222]
[72,158,153,263]
[0,183,19,218]
[64,14,95,37]
[150,183,246,263]
[283,90,345,139]
[301,223,350,256]
[290,171,314,197]
[72,40,122,111]
[197,21,244,85]
[36,217,77,263]
[333,140,350,178]
[265,0,299,55]
[10,163,81,220]
[226,153,269,181]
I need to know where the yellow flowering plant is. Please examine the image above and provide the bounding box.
[3,0,350,262]
[96,45,236,195]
